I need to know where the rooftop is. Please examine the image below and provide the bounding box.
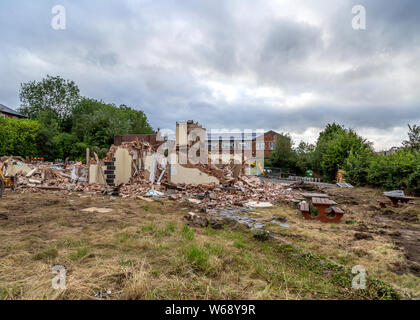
[0,104,27,118]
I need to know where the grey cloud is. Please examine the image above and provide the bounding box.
[0,0,419,150]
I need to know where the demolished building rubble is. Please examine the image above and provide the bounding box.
[0,121,330,214]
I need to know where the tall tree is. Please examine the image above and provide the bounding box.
[269,133,297,171]
[71,98,154,149]
[295,141,315,175]
[321,128,372,181]
[312,123,346,173]
[402,124,420,151]
[18,75,81,130]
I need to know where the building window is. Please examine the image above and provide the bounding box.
[256,142,265,150]
[208,142,219,150]
[269,142,275,150]
[222,142,232,150]
[237,142,251,150]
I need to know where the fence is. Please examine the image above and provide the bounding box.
[263,167,322,182]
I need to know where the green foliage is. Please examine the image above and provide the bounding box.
[269,133,297,171]
[321,129,372,181]
[181,225,195,241]
[295,141,315,175]
[0,117,42,157]
[312,123,347,173]
[343,147,374,185]
[53,133,88,161]
[33,246,58,261]
[72,98,154,149]
[366,149,420,193]
[402,124,420,151]
[184,244,209,270]
[68,247,88,261]
[266,122,419,193]
[6,76,154,161]
[19,75,81,127]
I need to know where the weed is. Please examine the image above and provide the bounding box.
[234,240,245,249]
[69,247,88,261]
[165,222,176,233]
[0,288,7,300]
[181,225,194,241]
[184,244,209,270]
[33,246,58,261]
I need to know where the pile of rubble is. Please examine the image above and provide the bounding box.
[0,158,88,192]
[1,155,302,210]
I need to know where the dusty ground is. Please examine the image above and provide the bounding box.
[261,186,420,297]
[0,186,418,300]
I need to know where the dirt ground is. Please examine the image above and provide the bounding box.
[0,186,418,299]
[262,186,420,297]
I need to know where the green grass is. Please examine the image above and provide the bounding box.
[141,222,157,233]
[68,247,88,261]
[181,225,194,241]
[184,244,209,270]
[165,222,176,232]
[234,240,246,249]
[0,192,405,300]
[33,246,58,261]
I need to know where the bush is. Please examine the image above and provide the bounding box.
[367,149,419,194]
[321,129,371,182]
[0,117,42,157]
[343,148,374,186]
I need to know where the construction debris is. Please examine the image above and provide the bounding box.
[144,189,164,198]
[1,153,307,211]
[0,121,359,218]
[82,207,113,213]
[337,182,354,188]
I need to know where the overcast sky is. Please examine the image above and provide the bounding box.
[1,0,419,150]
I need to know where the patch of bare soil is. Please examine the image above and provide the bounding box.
[328,187,420,277]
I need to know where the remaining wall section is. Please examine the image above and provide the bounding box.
[169,164,220,185]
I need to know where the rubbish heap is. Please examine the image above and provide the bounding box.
[1,151,300,210]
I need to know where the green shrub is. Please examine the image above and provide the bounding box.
[0,117,42,157]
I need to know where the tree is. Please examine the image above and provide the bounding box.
[367,148,419,193]
[402,124,420,151]
[270,133,297,171]
[295,141,315,175]
[71,98,154,149]
[320,128,372,182]
[312,123,347,174]
[118,104,154,134]
[343,147,374,185]
[19,75,81,130]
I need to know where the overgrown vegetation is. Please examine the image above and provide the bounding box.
[0,117,42,157]
[1,75,155,161]
[0,192,408,300]
[269,123,420,194]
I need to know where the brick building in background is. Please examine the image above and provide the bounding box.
[114,121,280,161]
[206,129,280,160]
[0,104,28,119]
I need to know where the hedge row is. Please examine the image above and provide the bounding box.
[0,117,42,158]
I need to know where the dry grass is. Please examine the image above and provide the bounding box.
[261,187,420,297]
[0,188,413,300]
